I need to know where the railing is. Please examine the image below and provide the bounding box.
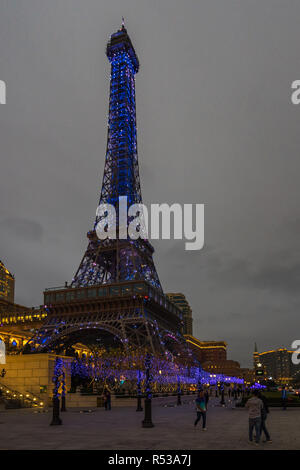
[0,382,45,408]
[0,307,47,326]
[44,281,183,320]
[44,286,67,292]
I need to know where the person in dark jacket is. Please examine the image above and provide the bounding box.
[258,392,272,443]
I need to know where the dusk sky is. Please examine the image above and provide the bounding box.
[1,0,300,367]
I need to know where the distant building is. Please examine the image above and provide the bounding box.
[0,259,46,353]
[202,359,241,378]
[240,367,255,384]
[185,336,254,380]
[166,293,193,335]
[253,342,267,379]
[254,347,300,384]
[0,260,14,303]
[253,342,259,368]
[184,335,227,362]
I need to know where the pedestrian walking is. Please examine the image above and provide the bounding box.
[194,391,207,431]
[245,390,263,445]
[258,392,272,443]
[281,387,287,410]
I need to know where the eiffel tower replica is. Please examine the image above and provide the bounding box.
[26,24,184,355]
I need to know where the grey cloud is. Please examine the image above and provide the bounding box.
[209,249,300,296]
[249,259,300,294]
[1,217,44,242]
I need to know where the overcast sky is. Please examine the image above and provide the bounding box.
[0,0,300,367]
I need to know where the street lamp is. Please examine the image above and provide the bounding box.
[61,371,67,412]
[142,353,154,428]
[220,381,225,406]
[50,358,62,426]
[177,375,182,406]
[197,364,202,393]
[136,369,143,412]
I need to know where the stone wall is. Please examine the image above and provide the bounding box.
[0,354,72,405]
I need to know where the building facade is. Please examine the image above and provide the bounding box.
[201,359,241,377]
[184,335,227,362]
[0,259,47,354]
[254,347,300,383]
[167,293,193,335]
[0,260,14,303]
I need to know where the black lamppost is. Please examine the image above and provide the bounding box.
[197,365,202,394]
[177,375,182,406]
[50,376,62,425]
[51,395,62,425]
[220,382,225,406]
[136,369,143,412]
[50,358,62,425]
[142,353,154,428]
[61,371,67,412]
[61,395,66,412]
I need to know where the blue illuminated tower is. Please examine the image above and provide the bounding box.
[71,25,162,290]
[26,25,185,355]
[100,25,141,209]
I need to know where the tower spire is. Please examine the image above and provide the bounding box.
[71,27,162,291]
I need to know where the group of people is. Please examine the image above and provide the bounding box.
[194,388,273,445]
[245,390,272,445]
[105,383,286,445]
[228,387,246,400]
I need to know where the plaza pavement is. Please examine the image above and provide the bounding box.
[0,397,299,450]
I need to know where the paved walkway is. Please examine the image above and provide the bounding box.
[0,397,299,450]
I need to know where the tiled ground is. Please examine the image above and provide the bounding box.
[0,397,299,450]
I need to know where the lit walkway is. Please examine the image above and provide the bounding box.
[0,397,299,450]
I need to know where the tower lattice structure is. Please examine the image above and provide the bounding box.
[26,25,185,355]
[72,25,162,291]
